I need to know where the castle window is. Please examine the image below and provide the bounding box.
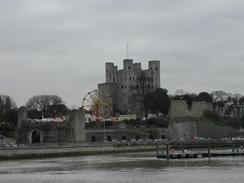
[129,66,130,70]
[122,85,124,89]
[130,77,132,80]
[156,67,158,71]
[130,86,132,89]
[113,78,115,82]
[148,78,150,81]
[148,85,150,89]
[136,85,139,89]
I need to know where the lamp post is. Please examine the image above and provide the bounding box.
[103,120,106,142]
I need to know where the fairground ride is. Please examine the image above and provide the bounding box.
[81,89,112,121]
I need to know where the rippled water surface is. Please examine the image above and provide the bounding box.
[0,151,244,183]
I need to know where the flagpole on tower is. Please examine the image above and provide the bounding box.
[127,42,129,59]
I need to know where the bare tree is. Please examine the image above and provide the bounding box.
[175,89,187,96]
[26,95,66,118]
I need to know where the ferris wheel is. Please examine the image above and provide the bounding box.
[82,89,112,120]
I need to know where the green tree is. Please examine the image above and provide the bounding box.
[0,95,16,122]
[154,88,170,116]
[197,92,212,103]
[172,93,197,109]
[144,92,155,118]
[144,88,170,117]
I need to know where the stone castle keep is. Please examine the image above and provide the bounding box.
[98,59,160,116]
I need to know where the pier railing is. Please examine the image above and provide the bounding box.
[156,139,244,159]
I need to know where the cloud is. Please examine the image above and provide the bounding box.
[0,0,244,107]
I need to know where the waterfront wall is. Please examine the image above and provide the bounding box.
[85,128,167,143]
[0,145,156,160]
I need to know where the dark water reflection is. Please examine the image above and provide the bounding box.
[0,151,244,182]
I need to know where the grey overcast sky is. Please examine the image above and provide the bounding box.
[0,0,244,107]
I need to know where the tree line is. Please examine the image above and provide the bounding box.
[0,95,68,137]
[1,89,244,136]
[142,89,244,119]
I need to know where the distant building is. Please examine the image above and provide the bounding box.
[98,59,160,117]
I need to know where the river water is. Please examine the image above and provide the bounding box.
[0,151,244,183]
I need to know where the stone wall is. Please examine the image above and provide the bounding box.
[167,100,236,140]
[70,108,86,143]
[17,107,86,145]
[0,145,156,160]
[98,82,119,110]
[169,100,213,120]
[169,100,189,119]
[18,120,73,144]
[168,120,238,140]
[85,128,167,143]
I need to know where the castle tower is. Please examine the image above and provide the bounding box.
[148,60,160,89]
[106,62,118,83]
[123,59,133,71]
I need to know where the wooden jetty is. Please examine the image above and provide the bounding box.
[157,150,244,159]
[156,140,244,159]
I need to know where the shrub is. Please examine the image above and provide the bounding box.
[203,110,222,122]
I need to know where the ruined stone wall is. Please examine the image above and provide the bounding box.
[16,107,86,145]
[170,100,213,120]
[169,100,189,119]
[18,121,73,144]
[70,108,86,143]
